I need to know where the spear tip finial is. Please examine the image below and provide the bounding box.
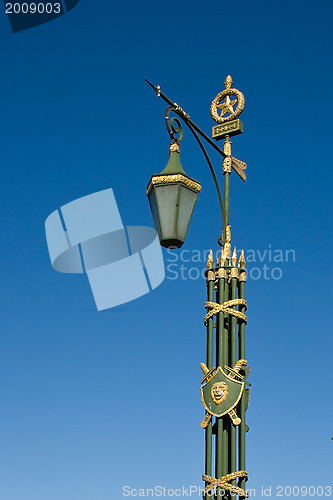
[145,78,161,97]
[239,249,246,269]
[224,75,233,90]
[232,246,238,267]
[218,246,226,266]
[207,249,214,270]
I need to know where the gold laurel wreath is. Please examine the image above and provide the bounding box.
[210,88,245,124]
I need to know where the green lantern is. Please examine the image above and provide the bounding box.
[146,142,201,248]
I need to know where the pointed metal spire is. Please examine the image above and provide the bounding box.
[232,246,238,267]
[206,249,214,270]
[218,246,226,266]
[239,249,246,269]
[224,75,233,90]
[145,79,161,97]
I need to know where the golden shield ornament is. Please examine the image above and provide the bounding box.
[201,366,244,418]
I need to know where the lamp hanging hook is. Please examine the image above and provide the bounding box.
[165,106,184,143]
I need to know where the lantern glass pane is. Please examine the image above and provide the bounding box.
[154,184,180,240]
[177,186,199,242]
[148,189,162,241]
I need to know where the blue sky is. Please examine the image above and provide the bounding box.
[0,1,332,499]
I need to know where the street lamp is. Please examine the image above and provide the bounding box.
[146,76,251,500]
[146,110,201,248]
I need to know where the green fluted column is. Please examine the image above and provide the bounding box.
[216,262,227,495]
[223,267,230,500]
[238,258,247,498]
[223,175,230,243]
[229,254,239,487]
[205,268,215,500]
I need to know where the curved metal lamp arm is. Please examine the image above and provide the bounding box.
[145,79,225,226]
[185,121,224,226]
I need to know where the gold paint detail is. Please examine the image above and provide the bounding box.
[229,267,239,279]
[223,136,232,174]
[239,271,247,283]
[233,359,247,373]
[217,95,237,118]
[226,225,231,243]
[173,103,190,121]
[224,365,244,382]
[239,249,246,268]
[169,142,180,153]
[224,367,242,383]
[232,246,237,267]
[217,267,226,279]
[146,174,201,196]
[228,408,241,425]
[224,139,232,156]
[200,366,216,385]
[224,75,233,90]
[207,249,214,270]
[206,270,215,282]
[230,246,239,279]
[217,246,225,267]
[202,471,249,498]
[204,299,247,325]
[200,363,209,375]
[210,76,245,124]
[211,381,228,405]
[223,157,232,174]
[239,250,247,282]
[224,225,231,260]
[201,412,212,429]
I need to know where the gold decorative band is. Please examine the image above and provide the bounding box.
[230,267,239,279]
[170,142,180,153]
[239,269,247,283]
[147,174,202,196]
[223,157,232,174]
[217,267,226,279]
[206,270,215,282]
[204,299,247,325]
[202,471,249,498]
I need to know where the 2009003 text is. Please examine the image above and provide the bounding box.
[5,3,61,14]
[276,485,331,496]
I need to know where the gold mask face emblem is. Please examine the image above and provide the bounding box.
[211,381,228,405]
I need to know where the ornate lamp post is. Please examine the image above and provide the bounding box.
[146,76,251,499]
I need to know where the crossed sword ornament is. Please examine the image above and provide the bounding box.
[200,359,248,428]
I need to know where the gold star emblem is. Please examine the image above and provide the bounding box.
[217,95,237,117]
[210,75,245,124]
